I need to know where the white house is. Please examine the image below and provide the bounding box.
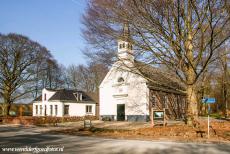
[33,88,96,117]
[99,24,187,121]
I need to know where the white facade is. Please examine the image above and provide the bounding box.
[99,26,150,121]
[33,88,96,117]
[100,65,150,121]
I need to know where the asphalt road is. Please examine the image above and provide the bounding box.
[0,125,229,154]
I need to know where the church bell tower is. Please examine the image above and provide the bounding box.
[117,23,134,63]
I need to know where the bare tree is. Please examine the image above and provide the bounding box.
[83,48,116,67]
[28,50,53,99]
[83,0,230,122]
[88,62,108,92]
[65,63,108,93]
[0,33,51,115]
[66,64,81,89]
[218,44,230,117]
[28,55,65,100]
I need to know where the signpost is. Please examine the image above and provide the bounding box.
[151,108,166,127]
[202,98,216,104]
[84,119,92,128]
[202,98,216,139]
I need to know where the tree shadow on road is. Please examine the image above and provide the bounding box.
[0,126,229,154]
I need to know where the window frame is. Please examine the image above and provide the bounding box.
[64,105,69,115]
[86,105,92,113]
[74,92,82,101]
[117,77,124,83]
[35,105,38,115]
[50,105,53,116]
[44,105,47,116]
[55,105,58,116]
[39,105,42,115]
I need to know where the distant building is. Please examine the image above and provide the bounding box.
[99,24,187,121]
[33,88,96,117]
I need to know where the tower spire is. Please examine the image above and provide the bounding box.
[122,22,130,40]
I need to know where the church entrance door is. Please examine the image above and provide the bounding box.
[117,104,125,121]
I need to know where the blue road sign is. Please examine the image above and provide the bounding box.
[202,98,216,104]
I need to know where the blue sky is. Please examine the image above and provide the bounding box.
[0,0,88,66]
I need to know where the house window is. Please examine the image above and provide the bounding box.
[86,105,92,113]
[79,93,82,101]
[64,105,69,115]
[44,105,47,116]
[118,77,124,83]
[40,105,42,115]
[35,105,38,115]
[123,43,125,48]
[55,105,58,116]
[74,92,82,101]
[50,105,53,116]
[44,94,46,101]
[119,44,122,49]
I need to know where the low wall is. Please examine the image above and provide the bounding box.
[1,116,33,125]
[0,116,97,125]
[101,115,150,122]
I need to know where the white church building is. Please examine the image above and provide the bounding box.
[99,24,187,121]
[33,88,96,117]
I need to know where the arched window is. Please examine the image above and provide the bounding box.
[118,77,124,83]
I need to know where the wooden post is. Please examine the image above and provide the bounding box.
[151,108,154,127]
[163,108,165,127]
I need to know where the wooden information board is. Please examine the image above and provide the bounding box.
[84,119,92,128]
[151,108,166,127]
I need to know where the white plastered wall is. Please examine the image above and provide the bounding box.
[33,88,96,117]
[99,63,150,117]
[64,102,96,116]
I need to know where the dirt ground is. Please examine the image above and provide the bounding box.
[48,118,230,143]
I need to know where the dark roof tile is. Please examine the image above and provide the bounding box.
[48,89,94,102]
[134,61,186,93]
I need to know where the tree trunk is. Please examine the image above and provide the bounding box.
[3,103,11,116]
[187,85,198,116]
[6,104,11,116]
[184,2,198,125]
[186,84,198,126]
[223,54,228,118]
